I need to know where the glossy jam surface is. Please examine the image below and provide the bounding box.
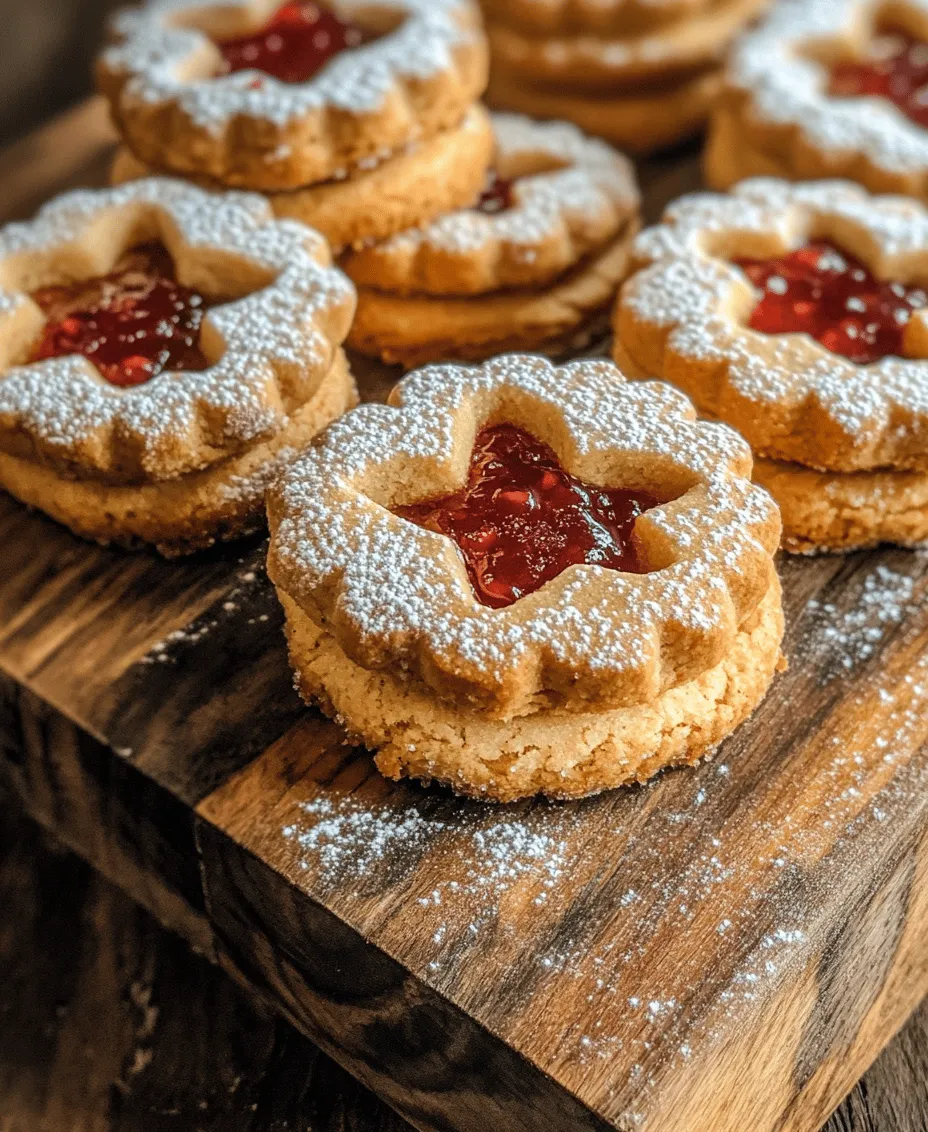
[475,172,515,215]
[217,1,365,84]
[734,239,928,364]
[393,424,659,609]
[29,243,212,388]
[829,30,928,130]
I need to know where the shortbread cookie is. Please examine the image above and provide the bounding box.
[267,354,783,799]
[110,105,495,253]
[487,67,722,153]
[486,0,768,89]
[342,113,639,294]
[480,0,716,37]
[752,457,928,554]
[707,0,928,200]
[615,177,928,551]
[98,0,488,191]
[0,179,355,553]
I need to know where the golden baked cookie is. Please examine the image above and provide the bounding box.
[487,66,722,153]
[97,0,488,192]
[480,0,716,36]
[706,0,928,200]
[0,179,356,555]
[485,0,767,89]
[344,113,639,365]
[110,104,495,254]
[267,353,784,800]
[615,177,928,552]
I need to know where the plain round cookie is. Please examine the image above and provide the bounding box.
[753,456,928,554]
[280,579,785,802]
[346,230,635,366]
[486,67,722,153]
[110,106,495,253]
[0,350,356,557]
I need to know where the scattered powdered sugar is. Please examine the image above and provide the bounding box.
[0,178,354,481]
[625,177,928,470]
[268,354,777,700]
[730,0,928,177]
[104,0,478,131]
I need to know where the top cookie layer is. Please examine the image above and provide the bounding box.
[0,178,355,485]
[617,177,928,474]
[267,353,779,719]
[341,112,640,296]
[98,0,488,190]
[725,0,928,193]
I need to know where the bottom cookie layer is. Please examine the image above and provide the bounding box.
[752,457,928,554]
[703,105,795,189]
[0,350,358,557]
[111,107,494,255]
[279,580,785,802]
[487,68,722,154]
[346,231,634,368]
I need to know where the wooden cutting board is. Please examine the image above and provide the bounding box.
[1,98,927,1132]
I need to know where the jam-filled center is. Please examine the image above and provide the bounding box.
[29,242,213,388]
[393,424,659,610]
[829,29,928,129]
[217,1,367,84]
[733,239,928,364]
[475,172,516,216]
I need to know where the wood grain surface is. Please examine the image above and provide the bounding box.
[4,801,927,1132]
[1,99,928,1132]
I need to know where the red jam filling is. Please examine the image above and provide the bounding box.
[734,239,928,364]
[29,242,212,388]
[393,424,659,609]
[217,2,366,84]
[830,30,928,130]
[475,172,515,215]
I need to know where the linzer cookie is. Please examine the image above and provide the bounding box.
[615,178,928,553]
[0,179,356,555]
[484,0,768,153]
[267,354,783,801]
[98,1,490,250]
[342,113,640,366]
[706,0,928,199]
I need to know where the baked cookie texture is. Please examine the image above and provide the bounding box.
[110,104,496,254]
[483,0,768,153]
[343,112,641,366]
[706,0,928,200]
[614,177,928,552]
[0,178,356,555]
[267,353,784,801]
[98,0,491,251]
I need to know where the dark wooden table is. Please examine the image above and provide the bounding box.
[2,797,927,1132]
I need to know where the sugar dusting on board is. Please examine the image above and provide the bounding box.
[277,555,928,1110]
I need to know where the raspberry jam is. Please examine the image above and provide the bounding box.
[475,172,515,215]
[217,2,365,84]
[830,30,928,130]
[734,239,928,364]
[393,424,659,609]
[29,242,211,388]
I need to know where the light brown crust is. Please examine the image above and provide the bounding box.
[97,0,489,191]
[281,578,785,801]
[481,0,718,35]
[0,349,357,557]
[110,105,495,253]
[703,100,793,189]
[486,66,722,153]
[485,0,768,90]
[752,456,928,554]
[340,113,640,296]
[267,354,781,718]
[345,228,636,367]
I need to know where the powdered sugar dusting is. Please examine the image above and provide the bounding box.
[0,178,354,482]
[625,177,928,472]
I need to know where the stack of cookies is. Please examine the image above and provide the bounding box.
[100,0,491,253]
[482,0,770,153]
